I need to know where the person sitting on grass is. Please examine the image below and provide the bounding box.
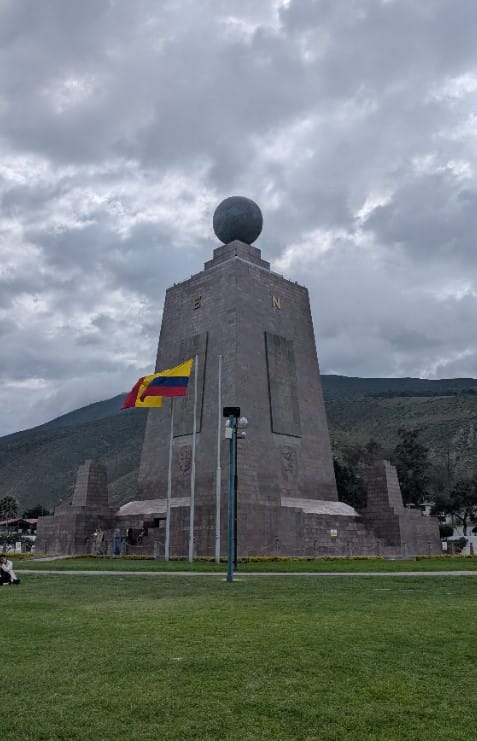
[0,554,20,585]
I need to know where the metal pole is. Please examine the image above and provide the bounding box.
[188,354,198,563]
[165,400,174,561]
[226,414,236,583]
[234,425,238,568]
[215,355,222,563]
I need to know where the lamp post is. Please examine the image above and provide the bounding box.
[234,428,238,569]
[234,416,248,568]
[223,406,240,583]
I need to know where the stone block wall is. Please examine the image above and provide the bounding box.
[362,460,441,556]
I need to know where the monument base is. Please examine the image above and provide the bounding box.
[35,459,441,558]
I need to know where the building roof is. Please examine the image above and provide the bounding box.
[117,498,191,516]
[0,517,38,526]
[281,497,359,517]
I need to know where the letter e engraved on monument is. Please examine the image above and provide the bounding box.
[265,332,302,437]
[272,296,281,310]
[173,331,208,437]
[280,446,297,481]
[193,296,201,310]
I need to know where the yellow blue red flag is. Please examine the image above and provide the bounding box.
[121,358,194,409]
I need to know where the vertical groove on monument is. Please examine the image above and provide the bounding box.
[136,197,338,557]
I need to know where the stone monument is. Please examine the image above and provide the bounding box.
[35,460,113,555]
[134,196,440,557]
[36,197,441,558]
[362,460,440,555]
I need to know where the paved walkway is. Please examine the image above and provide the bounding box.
[16,569,477,577]
[31,555,78,562]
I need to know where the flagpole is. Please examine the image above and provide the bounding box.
[188,353,198,562]
[165,398,174,561]
[215,355,222,563]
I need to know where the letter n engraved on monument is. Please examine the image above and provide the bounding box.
[265,332,302,437]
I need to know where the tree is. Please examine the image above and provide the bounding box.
[333,458,366,509]
[393,428,430,506]
[334,438,385,510]
[439,523,454,539]
[431,477,477,536]
[0,496,19,539]
[363,438,383,467]
[22,505,51,519]
[0,496,18,522]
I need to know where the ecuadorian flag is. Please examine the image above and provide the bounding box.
[121,358,194,409]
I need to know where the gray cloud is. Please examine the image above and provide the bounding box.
[0,0,476,434]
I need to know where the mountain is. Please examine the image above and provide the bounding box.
[0,407,148,512]
[321,375,477,398]
[38,394,127,431]
[1,376,477,513]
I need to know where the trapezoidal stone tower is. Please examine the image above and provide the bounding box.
[137,196,338,557]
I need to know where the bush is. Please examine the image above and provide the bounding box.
[439,523,454,539]
[451,537,468,554]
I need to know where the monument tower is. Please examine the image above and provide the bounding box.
[136,196,339,557]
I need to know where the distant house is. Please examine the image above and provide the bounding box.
[0,518,38,536]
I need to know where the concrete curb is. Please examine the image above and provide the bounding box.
[16,569,477,577]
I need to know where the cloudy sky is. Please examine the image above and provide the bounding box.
[1,0,476,435]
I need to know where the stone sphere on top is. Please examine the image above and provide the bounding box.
[213,196,263,245]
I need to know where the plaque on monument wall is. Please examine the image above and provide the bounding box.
[265,332,301,437]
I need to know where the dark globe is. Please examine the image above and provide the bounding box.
[213,196,263,245]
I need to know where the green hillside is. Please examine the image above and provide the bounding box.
[327,393,477,472]
[322,375,477,398]
[0,409,148,512]
[1,376,476,513]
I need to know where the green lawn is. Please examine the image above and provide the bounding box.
[14,554,477,572]
[2,574,477,740]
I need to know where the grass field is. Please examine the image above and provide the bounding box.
[2,573,477,740]
[14,554,477,572]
